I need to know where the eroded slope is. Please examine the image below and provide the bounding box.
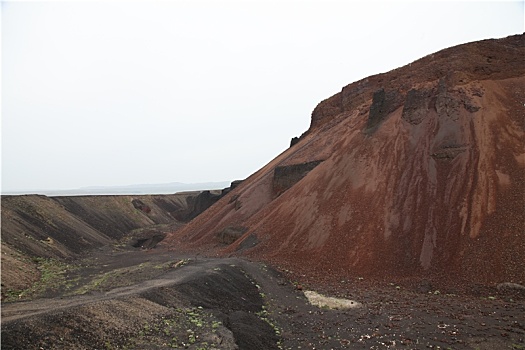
[1,192,214,296]
[165,34,525,287]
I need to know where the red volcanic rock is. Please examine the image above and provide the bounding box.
[165,34,525,287]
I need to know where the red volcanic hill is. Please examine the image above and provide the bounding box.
[165,34,525,287]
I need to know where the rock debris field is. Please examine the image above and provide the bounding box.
[2,248,524,349]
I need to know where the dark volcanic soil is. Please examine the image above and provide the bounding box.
[2,247,524,350]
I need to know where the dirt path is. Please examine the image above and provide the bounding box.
[1,256,237,323]
[2,251,280,349]
[2,249,525,349]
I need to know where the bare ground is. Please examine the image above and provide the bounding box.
[2,246,524,349]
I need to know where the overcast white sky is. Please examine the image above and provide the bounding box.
[1,0,523,192]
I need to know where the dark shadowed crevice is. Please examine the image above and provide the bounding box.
[272,160,323,197]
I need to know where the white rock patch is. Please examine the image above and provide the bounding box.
[304,290,362,310]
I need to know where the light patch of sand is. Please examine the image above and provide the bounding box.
[304,291,362,310]
[495,170,511,186]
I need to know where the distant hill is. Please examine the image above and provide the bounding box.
[2,181,231,196]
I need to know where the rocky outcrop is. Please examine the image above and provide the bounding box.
[130,231,167,249]
[220,180,244,197]
[366,88,403,131]
[309,34,525,132]
[272,161,323,197]
[172,190,222,222]
[401,87,435,125]
[170,181,251,223]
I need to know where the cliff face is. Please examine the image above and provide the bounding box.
[310,34,525,132]
[166,34,525,286]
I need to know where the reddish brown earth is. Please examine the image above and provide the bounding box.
[164,34,525,291]
[2,34,525,350]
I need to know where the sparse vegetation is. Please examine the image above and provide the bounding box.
[72,259,189,295]
[116,307,229,349]
[3,257,76,301]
